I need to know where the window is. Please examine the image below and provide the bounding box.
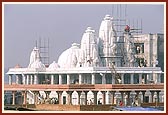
[134,43,144,54]
[136,58,146,67]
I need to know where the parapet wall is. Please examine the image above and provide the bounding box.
[80,105,113,111]
[35,104,113,111]
[35,104,80,111]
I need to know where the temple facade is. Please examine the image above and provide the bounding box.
[4,15,164,108]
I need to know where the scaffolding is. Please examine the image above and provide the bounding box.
[112,4,143,63]
[38,37,50,67]
[109,4,143,83]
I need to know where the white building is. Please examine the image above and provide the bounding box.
[5,15,164,107]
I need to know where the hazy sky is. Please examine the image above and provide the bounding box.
[4,3,164,69]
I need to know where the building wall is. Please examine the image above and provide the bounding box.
[133,33,164,69]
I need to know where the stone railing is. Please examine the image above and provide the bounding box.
[4,83,164,91]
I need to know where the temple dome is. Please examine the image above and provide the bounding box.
[57,43,81,68]
[28,47,41,68]
[81,27,96,46]
[48,61,60,69]
[30,60,46,69]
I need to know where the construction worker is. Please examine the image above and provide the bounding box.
[125,25,130,32]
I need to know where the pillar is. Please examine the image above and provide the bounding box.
[157,73,161,83]
[142,91,145,103]
[22,91,27,105]
[33,91,39,104]
[77,91,82,105]
[148,91,152,103]
[147,73,152,83]
[44,91,51,99]
[110,91,115,104]
[92,91,98,105]
[79,74,82,84]
[22,74,26,84]
[8,75,12,85]
[151,91,154,103]
[51,74,54,85]
[67,74,70,85]
[135,91,140,106]
[112,74,115,84]
[84,91,89,105]
[139,73,142,84]
[101,91,106,105]
[91,74,95,84]
[30,75,33,84]
[16,75,19,84]
[102,74,106,84]
[67,91,73,105]
[123,92,128,106]
[121,74,124,84]
[57,91,63,104]
[26,75,29,85]
[127,91,130,106]
[12,91,16,105]
[121,92,124,103]
[25,75,27,84]
[34,74,38,84]
[59,74,62,85]
[153,73,157,84]
[130,74,134,84]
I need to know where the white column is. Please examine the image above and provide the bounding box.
[30,75,33,84]
[16,75,19,84]
[22,74,26,84]
[157,73,161,83]
[59,74,62,85]
[67,74,70,85]
[139,73,142,84]
[121,74,124,84]
[26,75,29,85]
[130,74,134,84]
[8,75,12,85]
[91,74,95,84]
[79,74,82,84]
[12,91,16,105]
[25,75,27,84]
[34,74,38,84]
[153,73,157,84]
[106,91,111,104]
[147,74,149,83]
[149,91,152,103]
[112,74,115,84]
[102,74,106,84]
[51,74,54,85]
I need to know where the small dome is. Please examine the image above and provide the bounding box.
[49,61,60,69]
[58,43,80,68]
[14,64,21,68]
[81,27,97,46]
[104,14,112,20]
[30,60,45,69]
[85,27,95,33]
